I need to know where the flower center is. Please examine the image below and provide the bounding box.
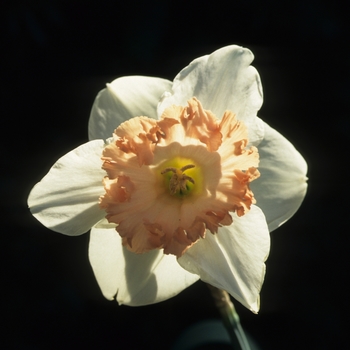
[100,98,260,257]
[158,157,204,198]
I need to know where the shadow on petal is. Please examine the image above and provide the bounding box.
[122,246,158,305]
[89,220,199,306]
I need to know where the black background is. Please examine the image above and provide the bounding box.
[2,0,348,349]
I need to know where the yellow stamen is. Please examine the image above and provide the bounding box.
[161,164,196,195]
[156,157,203,198]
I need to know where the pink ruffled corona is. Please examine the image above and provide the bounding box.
[99,97,260,257]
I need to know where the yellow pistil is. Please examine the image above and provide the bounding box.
[157,156,204,198]
[161,164,195,195]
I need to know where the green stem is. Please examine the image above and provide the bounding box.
[207,284,251,350]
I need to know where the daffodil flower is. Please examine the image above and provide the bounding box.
[28,45,307,313]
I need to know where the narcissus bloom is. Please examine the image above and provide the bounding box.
[28,45,307,313]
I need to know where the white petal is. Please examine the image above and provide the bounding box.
[158,45,264,145]
[89,219,199,306]
[89,76,173,140]
[252,121,308,231]
[28,140,106,235]
[178,206,270,313]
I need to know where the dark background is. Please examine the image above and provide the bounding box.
[2,0,348,349]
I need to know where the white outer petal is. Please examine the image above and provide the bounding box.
[178,206,270,313]
[89,219,199,306]
[28,140,106,235]
[252,121,308,231]
[158,45,264,146]
[89,76,173,140]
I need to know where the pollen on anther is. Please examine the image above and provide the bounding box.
[161,164,196,195]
